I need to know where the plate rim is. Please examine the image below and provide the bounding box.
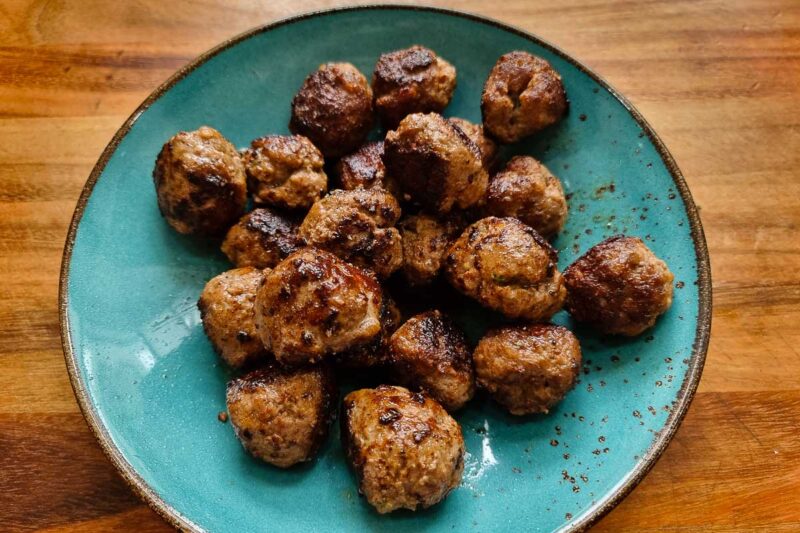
[58,4,712,532]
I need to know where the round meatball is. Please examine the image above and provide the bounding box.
[221,208,302,269]
[336,295,402,370]
[243,135,327,211]
[473,324,581,415]
[564,236,674,336]
[485,156,567,238]
[388,310,474,411]
[335,141,402,198]
[444,217,566,320]
[153,126,246,236]
[290,62,373,157]
[198,267,267,368]
[372,46,457,128]
[398,213,465,286]
[481,51,568,143]
[384,112,488,214]
[298,189,403,279]
[226,364,336,468]
[255,248,383,365]
[448,117,499,172]
[341,385,464,513]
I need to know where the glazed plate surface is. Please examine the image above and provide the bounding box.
[60,6,710,532]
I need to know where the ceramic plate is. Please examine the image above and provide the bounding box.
[60,5,711,532]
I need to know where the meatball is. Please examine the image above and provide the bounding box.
[290,62,373,157]
[153,126,246,236]
[336,295,402,370]
[448,117,499,172]
[563,236,674,336]
[398,213,465,286]
[221,208,302,269]
[473,324,581,415]
[384,112,488,214]
[484,156,567,238]
[226,364,336,468]
[388,311,474,411]
[481,51,568,143]
[372,46,457,128]
[243,135,327,211]
[197,267,267,369]
[341,385,464,513]
[444,216,566,320]
[255,248,383,365]
[298,189,403,279]
[335,141,401,198]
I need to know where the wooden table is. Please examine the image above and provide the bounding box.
[2,1,799,531]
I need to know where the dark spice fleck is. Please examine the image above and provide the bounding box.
[217,411,228,423]
[550,439,559,447]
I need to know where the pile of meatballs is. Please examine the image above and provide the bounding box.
[153,46,675,514]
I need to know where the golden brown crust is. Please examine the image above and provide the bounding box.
[254,248,383,365]
[197,267,268,369]
[153,126,247,236]
[444,216,566,320]
[226,364,337,468]
[372,46,457,128]
[564,236,674,335]
[341,385,464,513]
[388,310,475,411]
[473,324,581,415]
[221,208,302,269]
[397,213,465,286]
[290,62,374,157]
[447,117,500,172]
[243,135,327,211]
[298,189,403,279]
[481,51,567,143]
[383,112,488,214]
[484,156,567,238]
[335,141,402,198]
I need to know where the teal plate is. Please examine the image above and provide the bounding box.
[60,5,711,532]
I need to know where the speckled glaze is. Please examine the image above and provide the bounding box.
[60,6,710,533]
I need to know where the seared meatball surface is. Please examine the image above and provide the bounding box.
[221,208,302,269]
[384,112,488,214]
[444,217,566,320]
[448,117,499,172]
[473,324,581,415]
[564,236,674,336]
[398,213,465,286]
[335,141,401,198]
[336,295,402,370]
[481,51,567,143]
[198,267,267,369]
[290,62,373,157]
[372,46,457,128]
[341,385,464,514]
[153,126,247,236]
[388,310,474,411]
[243,135,327,211]
[255,248,383,365]
[226,364,336,468]
[298,189,403,279]
[485,156,567,238]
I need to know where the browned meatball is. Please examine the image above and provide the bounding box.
[444,217,566,320]
[473,324,581,415]
[221,208,302,269]
[197,267,267,369]
[388,311,474,412]
[341,385,464,513]
[384,113,488,214]
[255,248,383,365]
[448,117,499,172]
[290,63,374,157]
[372,46,457,128]
[481,51,567,143]
[485,156,568,238]
[226,364,336,468]
[243,135,327,211]
[564,236,674,336]
[336,295,402,370]
[398,213,465,286]
[153,126,246,236]
[335,141,402,198]
[298,189,403,279]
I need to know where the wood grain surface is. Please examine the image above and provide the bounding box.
[1,1,799,531]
